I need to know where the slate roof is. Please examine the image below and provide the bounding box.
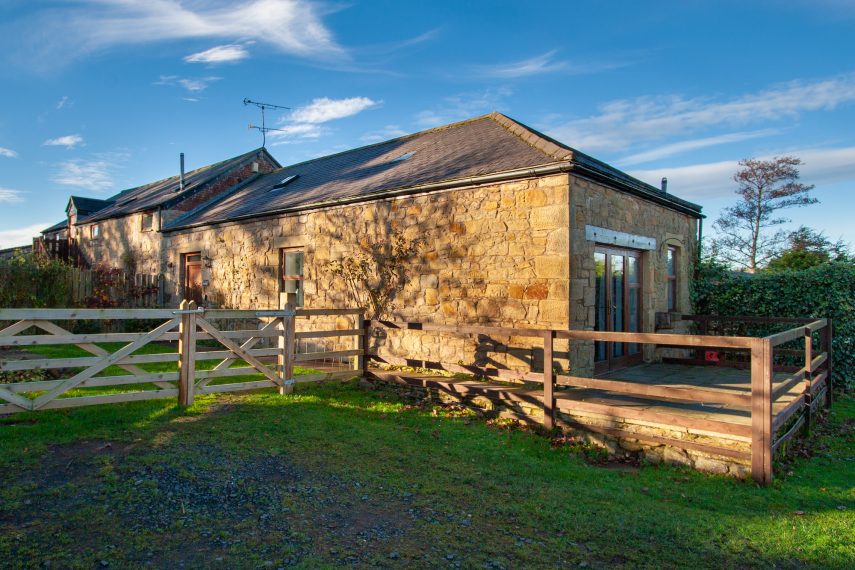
[41,219,68,234]
[67,196,113,216]
[78,148,280,224]
[162,113,702,230]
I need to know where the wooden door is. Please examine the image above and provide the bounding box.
[594,246,642,374]
[183,252,203,305]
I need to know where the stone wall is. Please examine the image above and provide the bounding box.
[163,173,573,372]
[568,175,699,375]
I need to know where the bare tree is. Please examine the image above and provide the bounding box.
[712,156,817,272]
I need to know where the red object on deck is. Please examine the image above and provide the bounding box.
[705,350,720,363]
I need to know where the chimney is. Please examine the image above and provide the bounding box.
[660,176,668,193]
[179,153,185,192]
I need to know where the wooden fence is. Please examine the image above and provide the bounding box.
[0,301,364,414]
[367,315,832,484]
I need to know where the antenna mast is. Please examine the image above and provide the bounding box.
[243,98,291,147]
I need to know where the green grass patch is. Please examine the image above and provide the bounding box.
[0,380,852,568]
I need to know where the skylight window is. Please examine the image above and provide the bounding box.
[270,174,299,191]
[392,151,415,162]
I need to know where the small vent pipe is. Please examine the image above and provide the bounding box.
[179,153,185,192]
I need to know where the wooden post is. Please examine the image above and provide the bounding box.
[542,330,555,430]
[279,293,296,395]
[177,300,198,406]
[750,338,773,484]
[803,327,813,435]
[355,310,366,378]
[824,318,833,408]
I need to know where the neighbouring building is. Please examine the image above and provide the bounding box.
[46,113,703,375]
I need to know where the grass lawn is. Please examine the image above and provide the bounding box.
[0,370,852,569]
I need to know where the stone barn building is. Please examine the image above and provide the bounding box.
[48,112,702,375]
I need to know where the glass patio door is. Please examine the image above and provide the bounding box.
[594,246,642,374]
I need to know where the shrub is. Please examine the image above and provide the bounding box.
[693,261,855,391]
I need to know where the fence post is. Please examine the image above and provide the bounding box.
[542,330,555,430]
[178,300,198,406]
[804,327,813,436]
[750,337,773,484]
[355,309,367,378]
[824,318,833,408]
[279,293,296,395]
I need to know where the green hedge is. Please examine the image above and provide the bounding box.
[0,253,76,308]
[693,261,855,391]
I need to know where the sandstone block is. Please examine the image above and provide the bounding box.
[530,205,568,230]
[534,256,568,279]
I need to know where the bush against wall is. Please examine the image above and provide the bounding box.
[693,261,855,391]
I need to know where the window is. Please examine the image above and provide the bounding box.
[666,246,678,312]
[90,225,101,240]
[280,248,305,307]
[141,212,154,231]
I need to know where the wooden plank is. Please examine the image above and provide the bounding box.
[681,314,814,325]
[38,389,179,411]
[555,329,754,349]
[371,320,546,339]
[162,329,281,342]
[0,319,37,337]
[810,371,829,395]
[803,326,813,435]
[0,332,148,346]
[810,352,827,372]
[0,385,34,411]
[296,370,358,383]
[178,300,196,406]
[280,304,295,395]
[293,349,362,362]
[370,354,542,383]
[542,331,554,430]
[294,329,365,340]
[555,374,752,409]
[195,348,279,362]
[771,414,806,455]
[198,380,276,394]
[554,396,752,438]
[772,395,806,432]
[196,317,282,387]
[5,372,180,393]
[771,371,806,402]
[0,308,176,320]
[295,308,362,317]
[30,317,180,410]
[766,326,805,348]
[355,312,365,378]
[750,338,772,484]
[1,351,180,372]
[558,418,751,461]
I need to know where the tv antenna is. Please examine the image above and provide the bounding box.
[243,98,290,147]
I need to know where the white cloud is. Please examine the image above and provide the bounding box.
[52,158,115,191]
[0,187,24,203]
[416,87,513,127]
[288,97,379,124]
[361,125,408,142]
[43,134,84,148]
[184,44,250,64]
[616,129,780,166]
[155,75,221,92]
[0,223,49,249]
[13,0,344,67]
[472,50,620,79]
[0,147,18,158]
[550,73,855,153]
[269,96,379,143]
[628,146,855,200]
[56,96,70,110]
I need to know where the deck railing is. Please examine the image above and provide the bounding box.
[368,316,832,484]
[0,301,365,413]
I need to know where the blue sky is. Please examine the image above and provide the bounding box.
[1,0,854,248]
